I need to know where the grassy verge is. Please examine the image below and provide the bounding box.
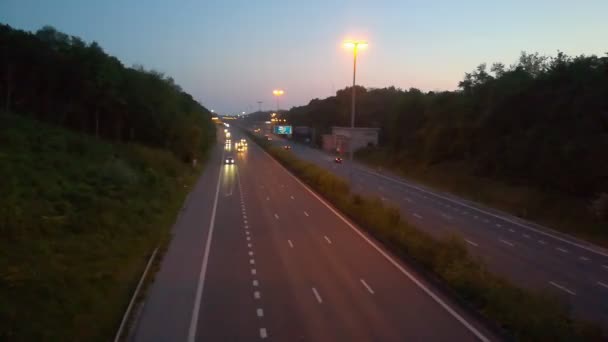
[247,131,605,341]
[0,113,207,341]
[356,148,607,247]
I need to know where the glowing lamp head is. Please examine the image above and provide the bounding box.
[343,40,368,49]
[272,89,284,96]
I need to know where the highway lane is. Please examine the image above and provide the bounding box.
[133,128,499,341]
[260,129,608,327]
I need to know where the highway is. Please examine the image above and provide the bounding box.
[260,128,608,328]
[131,129,498,341]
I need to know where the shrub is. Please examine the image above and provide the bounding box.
[590,193,608,221]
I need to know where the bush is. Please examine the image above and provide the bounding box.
[590,193,608,221]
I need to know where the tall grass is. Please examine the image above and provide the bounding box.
[248,131,605,341]
[0,113,203,341]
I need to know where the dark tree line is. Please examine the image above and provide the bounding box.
[0,24,214,161]
[286,52,608,198]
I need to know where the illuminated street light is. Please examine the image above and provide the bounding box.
[343,39,368,183]
[272,89,284,113]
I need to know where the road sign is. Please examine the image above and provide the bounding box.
[273,125,292,135]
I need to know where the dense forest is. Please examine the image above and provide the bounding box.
[286,52,608,204]
[0,24,214,161]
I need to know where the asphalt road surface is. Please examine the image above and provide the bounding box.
[260,128,608,328]
[131,129,498,341]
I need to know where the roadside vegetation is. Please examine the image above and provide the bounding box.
[0,25,215,340]
[284,52,608,245]
[248,132,605,341]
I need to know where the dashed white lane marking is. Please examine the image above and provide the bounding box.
[496,223,502,228]
[251,269,256,275]
[245,231,250,235]
[250,259,255,265]
[549,281,576,296]
[244,220,248,224]
[288,240,294,248]
[256,308,264,317]
[603,265,608,270]
[259,328,268,339]
[556,247,569,254]
[523,234,531,239]
[248,243,252,248]
[500,239,514,247]
[304,211,309,217]
[381,197,387,201]
[538,240,547,245]
[473,215,479,219]
[483,219,490,223]
[578,256,589,261]
[312,287,323,303]
[244,225,249,229]
[254,291,261,299]
[463,211,469,215]
[509,229,515,233]
[598,281,608,289]
[253,280,259,287]
[324,236,332,244]
[266,196,270,201]
[290,195,295,200]
[404,197,412,203]
[246,236,251,241]
[441,213,453,220]
[274,213,279,220]
[465,239,479,247]
[413,213,423,219]
[248,251,254,256]
[360,279,375,294]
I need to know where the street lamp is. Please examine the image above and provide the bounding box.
[343,40,368,183]
[272,89,284,113]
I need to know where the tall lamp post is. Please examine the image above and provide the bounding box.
[272,89,284,113]
[343,40,368,183]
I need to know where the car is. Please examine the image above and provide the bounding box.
[237,146,244,152]
[225,156,235,164]
[283,145,291,150]
[334,157,343,163]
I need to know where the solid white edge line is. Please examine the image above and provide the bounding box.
[187,151,224,342]
[360,168,608,258]
[113,247,159,342]
[360,278,375,295]
[257,144,490,342]
[312,287,323,303]
[549,281,577,296]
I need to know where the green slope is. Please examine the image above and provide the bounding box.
[0,113,203,341]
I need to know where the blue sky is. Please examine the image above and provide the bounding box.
[2,0,607,114]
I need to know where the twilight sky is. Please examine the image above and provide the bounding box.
[2,0,607,114]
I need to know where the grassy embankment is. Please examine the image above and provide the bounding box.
[248,132,605,342]
[355,148,607,247]
[0,113,206,341]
